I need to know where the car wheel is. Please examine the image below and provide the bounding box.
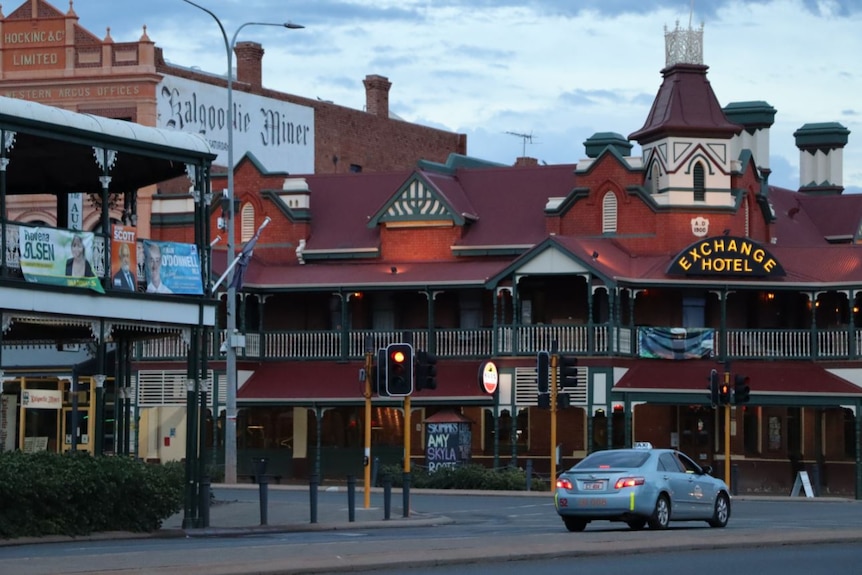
[707,492,730,528]
[648,495,670,530]
[563,517,587,532]
[626,518,646,530]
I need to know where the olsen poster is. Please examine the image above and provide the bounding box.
[19,227,105,293]
[110,224,138,292]
[142,240,203,295]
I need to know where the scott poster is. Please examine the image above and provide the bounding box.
[19,227,104,293]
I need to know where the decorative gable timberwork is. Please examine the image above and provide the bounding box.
[368,174,460,227]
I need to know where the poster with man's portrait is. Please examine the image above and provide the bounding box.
[111,224,138,292]
[142,240,203,295]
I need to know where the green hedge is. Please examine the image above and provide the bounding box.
[0,451,184,539]
[379,463,548,491]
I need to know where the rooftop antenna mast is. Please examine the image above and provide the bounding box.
[505,131,535,157]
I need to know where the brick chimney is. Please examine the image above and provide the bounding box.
[514,157,539,167]
[234,41,264,87]
[363,74,391,117]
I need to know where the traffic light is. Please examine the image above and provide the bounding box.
[415,350,438,390]
[537,351,550,394]
[557,392,571,409]
[708,369,719,406]
[385,343,413,396]
[734,374,751,404]
[719,380,731,405]
[537,393,551,409]
[559,355,579,388]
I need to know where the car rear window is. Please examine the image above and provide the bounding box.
[573,451,650,470]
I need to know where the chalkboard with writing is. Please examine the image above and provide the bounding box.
[425,421,471,472]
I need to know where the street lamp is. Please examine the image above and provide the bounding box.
[180,0,303,484]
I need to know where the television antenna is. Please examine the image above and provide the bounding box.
[505,131,537,157]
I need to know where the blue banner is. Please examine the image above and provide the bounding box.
[143,240,203,295]
[638,327,715,360]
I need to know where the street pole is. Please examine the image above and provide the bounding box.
[724,367,732,487]
[180,0,303,484]
[363,346,373,509]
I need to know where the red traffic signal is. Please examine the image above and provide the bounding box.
[385,343,413,396]
[708,369,719,406]
[719,382,731,405]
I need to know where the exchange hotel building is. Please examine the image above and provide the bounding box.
[1,2,861,498]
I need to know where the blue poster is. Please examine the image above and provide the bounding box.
[142,240,203,295]
[638,327,715,360]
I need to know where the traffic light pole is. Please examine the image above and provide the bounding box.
[363,348,373,509]
[403,395,411,516]
[724,369,731,487]
[550,353,558,484]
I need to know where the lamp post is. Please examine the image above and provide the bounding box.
[180,0,303,484]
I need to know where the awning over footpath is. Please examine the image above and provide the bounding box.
[238,360,492,405]
[613,359,862,400]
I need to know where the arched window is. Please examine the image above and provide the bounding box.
[602,191,618,234]
[241,203,255,242]
[693,161,706,201]
[651,163,660,194]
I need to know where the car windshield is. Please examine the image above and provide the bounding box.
[572,450,650,470]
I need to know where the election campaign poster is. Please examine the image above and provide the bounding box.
[19,227,105,294]
[111,224,138,292]
[142,240,203,295]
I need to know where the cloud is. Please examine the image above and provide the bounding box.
[66,0,862,189]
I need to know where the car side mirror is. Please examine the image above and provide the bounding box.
[701,465,713,476]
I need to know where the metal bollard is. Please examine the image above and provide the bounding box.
[731,464,739,496]
[402,472,410,518]
[383,477,392,520]
[258,473,269,525]
[200,476,211,528]
[525,459,533,492]
[309,473,319,524]
[371,456,380,487]
[347,475,356,522]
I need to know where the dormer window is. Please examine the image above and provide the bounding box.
[602,191,618,234]
[693,161,705,201]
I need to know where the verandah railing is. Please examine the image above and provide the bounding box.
[133,325,857,362]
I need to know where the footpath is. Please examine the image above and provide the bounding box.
[2,485,862,575]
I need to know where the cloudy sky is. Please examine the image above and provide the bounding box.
[61,0,862,192]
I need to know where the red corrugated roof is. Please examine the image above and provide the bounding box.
[613,359,862,397]
[238,360,491,403]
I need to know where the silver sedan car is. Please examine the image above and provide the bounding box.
[554,443,731,532]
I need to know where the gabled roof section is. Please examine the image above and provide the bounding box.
[769,186,862,245]
[367,171,467,227]
[629,64,742,144]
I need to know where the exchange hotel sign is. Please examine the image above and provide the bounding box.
[668,236,785,277]
[157,75,315,174]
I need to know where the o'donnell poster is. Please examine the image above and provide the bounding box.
[142,240,203,295]
[19,227,105,294]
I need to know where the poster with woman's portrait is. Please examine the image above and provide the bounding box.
[18,227,104,293]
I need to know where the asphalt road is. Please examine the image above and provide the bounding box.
[2,489,861,575]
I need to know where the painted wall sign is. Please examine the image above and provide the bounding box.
[157,75,315,174]
[667,236,785,277]
[1,21,66,70]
